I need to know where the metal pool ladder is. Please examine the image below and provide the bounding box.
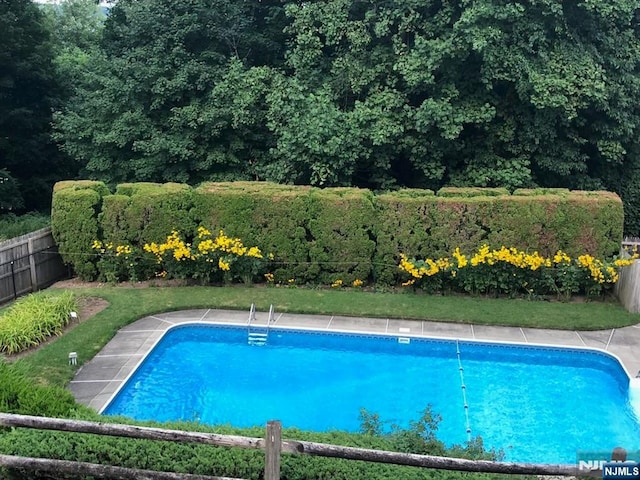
[247,303,274,346]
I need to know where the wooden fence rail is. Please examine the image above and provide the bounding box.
[0,227,68,304]
[0,413,598,480]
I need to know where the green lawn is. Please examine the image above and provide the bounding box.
[12,285,640,387]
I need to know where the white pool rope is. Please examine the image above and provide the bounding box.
[456,339,472,442]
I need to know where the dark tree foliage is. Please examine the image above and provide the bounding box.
[54,0,640,234]
[56,0,287,185]
[0,0,67,212]
[277,0,640,194]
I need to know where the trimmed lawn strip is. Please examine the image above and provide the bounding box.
[14,285,640,387]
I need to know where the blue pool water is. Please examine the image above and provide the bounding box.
[103,325,640,464]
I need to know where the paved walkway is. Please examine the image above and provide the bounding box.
[68,309,640,412]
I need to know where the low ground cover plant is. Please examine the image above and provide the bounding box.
[0,291,76,354]
[0,360,80,417]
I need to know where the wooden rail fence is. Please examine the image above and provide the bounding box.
[0,227,68,304]
[0,413,598,480]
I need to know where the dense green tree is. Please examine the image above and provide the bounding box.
[0,0,64,211]
[279,0,640,193]
[0,169,23,212]
[56,0,286,185]
[42,0,106,94]
[53,0,640,233]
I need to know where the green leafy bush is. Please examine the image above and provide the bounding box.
[51,181,108,279]
[0,213,50,242]
[143,228,266,285]
[91,240,157,283]
[0,291,77,354]
[306,188,376,284]
[0,360,81,417]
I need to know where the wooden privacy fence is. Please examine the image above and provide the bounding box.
[616,238,640,313]
[0,227,68,304]
[0,413,597,480]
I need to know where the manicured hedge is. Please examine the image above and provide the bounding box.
[192,182,314,282]
[192,183,377,283]
[373,189,624,284]
[51,181,624,285]
[306,188,376,284]
[107,182,195,245]
[373,190,437,285]
[51,181,108,279]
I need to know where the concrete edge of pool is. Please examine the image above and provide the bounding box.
[67,309,640,413]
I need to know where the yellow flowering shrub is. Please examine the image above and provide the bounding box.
[399,245,639,299]
[142,228,266,284]
[92,240,156,282]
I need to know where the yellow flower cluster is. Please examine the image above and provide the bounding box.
[399,245,638,286]
[399,254,448,279]
[352,279,364,288]
[331,279,343,288]
[143,228,263,263]
[577,254,621,284]
[553,250,571,265]
[452,247,467,268]
[468,245,550,271]
[196,227,263,259]
[116,245,132,256]
[144,231,194,262]
[614,257,636,267]
[92,240,132,257]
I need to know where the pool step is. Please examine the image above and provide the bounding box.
[248,331,268,346]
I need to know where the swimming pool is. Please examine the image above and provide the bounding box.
[103,324,640,464]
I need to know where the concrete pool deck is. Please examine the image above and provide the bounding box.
[68,309,640,412]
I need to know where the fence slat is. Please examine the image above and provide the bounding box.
[0,454,244,480]
[0,227,68,304]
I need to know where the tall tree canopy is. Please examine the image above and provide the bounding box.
[54,0,640,233]
[0,0,63,212]
[56,0,285,184]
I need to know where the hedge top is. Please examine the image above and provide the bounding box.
[54,180,622,202]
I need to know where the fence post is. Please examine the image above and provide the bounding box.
[28,237,38,292]
[264,420,281,480]
[10,261,16,300]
